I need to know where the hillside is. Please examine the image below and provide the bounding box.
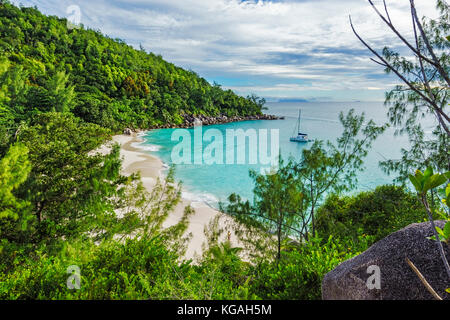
[0,1,265,133]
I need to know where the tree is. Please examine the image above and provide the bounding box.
[351,0,450,292]
[350,0,450,180]
[315,185,426,245]
[0,65,29,123]
[224,158,304,262]
[15,113,130,242]
[0,1,265,132]
[0,143,32,248]
[26,71,76,113]
[44,71,76,113]
[294,110,386,238]
[224,110,385,261]
[409,168,450,282]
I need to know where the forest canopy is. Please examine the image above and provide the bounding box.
[0,0,265,134]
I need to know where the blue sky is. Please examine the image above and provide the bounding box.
[12,0,438,101]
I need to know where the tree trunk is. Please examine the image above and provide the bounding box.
[276,221,282,263]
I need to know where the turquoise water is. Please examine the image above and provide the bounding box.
[137,102,416,208]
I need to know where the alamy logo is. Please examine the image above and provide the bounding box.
[170,122,279,173]
[366,265,381,290]
[66,5,82,30]
[67,265,81,290]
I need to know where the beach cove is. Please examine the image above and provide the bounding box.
[104,102,410,261]
[100,133,240,261]
[107,101,416,260]
[137,101,418,208]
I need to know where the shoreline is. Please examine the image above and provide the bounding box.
[123,113,283,131]
[120,132,219,210]
[108,133,239,261]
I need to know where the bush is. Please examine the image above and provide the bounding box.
[0,236,257,300]
[315,185,426,246]
[0,236,181,299]
[247,236,369,300]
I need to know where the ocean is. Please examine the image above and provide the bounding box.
[135,102,418,208]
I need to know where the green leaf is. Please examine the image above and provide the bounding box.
[415,170,424,182]
[423,166,433,179]
[446,288,450,294]
[409,174,421,192]
[423,174,447,193]
[436,227,445,238]
[443,222,450,239]
[428,234,445,242]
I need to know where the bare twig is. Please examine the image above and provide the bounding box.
[349,15,450,135]
[370,57,387,67]
[367,0,437,66]
[409,0,450,87]
[405,257,443,300]
[383,0,392,24]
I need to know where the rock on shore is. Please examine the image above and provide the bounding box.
[153,114,282,129]
[322,221,450,300]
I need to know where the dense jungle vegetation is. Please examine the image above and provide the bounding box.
[0,0,264,137]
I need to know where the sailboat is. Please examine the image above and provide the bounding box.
[290,109,311,143]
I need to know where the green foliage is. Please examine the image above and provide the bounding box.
[315,185,426,246]
[0,2,264,132]
[0,143,30,220]
[408,166,450,279]
[408,167,450,195]
[0,143,33,254]
[379,1,450,182]
[13,112,130,242]
[224,158,305,262]
[443,183,450,208]
[0,235,256,300]
[26,70,76,113]
[249,236,367,300]
[432,223,450,243]
[207,241,243,275]
[409,167,450,243]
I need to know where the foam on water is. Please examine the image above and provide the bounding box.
[131,142,161,152]
[182,190,220,208]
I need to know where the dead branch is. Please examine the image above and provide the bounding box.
[405,257,443,300]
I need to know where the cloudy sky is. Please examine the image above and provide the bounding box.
[12,0,439,101]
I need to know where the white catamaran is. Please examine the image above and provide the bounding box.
[290,109,311,143]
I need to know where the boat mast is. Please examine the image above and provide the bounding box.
[297,109,301,134]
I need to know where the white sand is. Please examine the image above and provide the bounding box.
[97,133,239,260]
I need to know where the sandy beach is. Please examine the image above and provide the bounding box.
[100,133,239,260]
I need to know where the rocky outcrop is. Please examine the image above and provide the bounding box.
[151,114,282,129]
[322,221,450,300]
[123,128,133,135]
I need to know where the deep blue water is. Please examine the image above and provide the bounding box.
[136,102,418,208]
